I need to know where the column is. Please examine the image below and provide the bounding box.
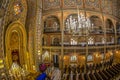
[34,0,43,71]
[61,1,64,73]
[113,20,117,63]
[99,0,106,68]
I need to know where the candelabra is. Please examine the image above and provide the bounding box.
[8,62,28,80]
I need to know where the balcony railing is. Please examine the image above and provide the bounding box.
[44,27,60,33]
[44,42,115,47]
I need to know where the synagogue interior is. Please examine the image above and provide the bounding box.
[0,0,120,80]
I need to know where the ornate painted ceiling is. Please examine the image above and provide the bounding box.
[0,0,120,18]
[42,0,120,18]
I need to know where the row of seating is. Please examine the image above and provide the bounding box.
[84,63,120,80]
[63,63,120,80]
[63,60,113,74]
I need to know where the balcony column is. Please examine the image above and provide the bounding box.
[113,21,117,48]
[82,0,88,73]
[102,18,106,69]
[99,0,106,69]
[113,20,117,63]
[50,48,52,63]
[61,1,64,73]
[85,36,89,73]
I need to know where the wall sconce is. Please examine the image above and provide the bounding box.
[38,50,41,55]
[115,50,119,54]
[32,65,36,71]
[64,56,66,60]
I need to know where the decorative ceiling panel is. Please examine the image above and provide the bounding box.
[85,0,100,11]
[112,0,118,17]
[42,0,120,19]
[43,0,61,10]
[63,0,83,9]
[101,0,112,15]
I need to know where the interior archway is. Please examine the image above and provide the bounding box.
[5,21,28,70]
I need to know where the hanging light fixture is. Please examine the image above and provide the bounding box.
[65,6,94,36]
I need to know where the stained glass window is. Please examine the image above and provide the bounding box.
[88,37,94,45]
[70,55,77,62]
[87,55,93,61]
[14,3,22,15]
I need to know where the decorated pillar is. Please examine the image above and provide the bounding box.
[34,0,43,71]
[0,0,9,79]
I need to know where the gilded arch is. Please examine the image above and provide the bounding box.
[5,21,28,69]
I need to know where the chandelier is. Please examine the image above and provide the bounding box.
[65,8,93,35]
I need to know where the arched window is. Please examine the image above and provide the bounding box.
[14,2,22,15]
[70,55,77,62]
[102,37,106,44]
[90,16,102,33]
[116,22,120,33]
[70,38,77,45]
[44,16,60,32]
[88,37,94,45]
[106,19,114,33]
[87,55,93,61]
[42,51,49,62]
[53,37,60,45]
[118,37,120,44]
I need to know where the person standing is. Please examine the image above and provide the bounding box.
[51,67,61,80]
[36,63,50,80]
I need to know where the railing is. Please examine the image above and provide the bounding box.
[43,41,116,47]
[44,27,60,33]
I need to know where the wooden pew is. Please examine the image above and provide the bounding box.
[94,71,102,80]
[98,71,108,80]
[84,73,90,80]
[89,73,96,80]
[78,73,83,80]
[102,70,112,79]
